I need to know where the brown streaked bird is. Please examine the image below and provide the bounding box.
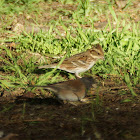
[30,77,96,101]
[38,44,104,78]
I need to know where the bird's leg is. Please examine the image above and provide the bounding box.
[75,72,81,78]
[80,98,91,103]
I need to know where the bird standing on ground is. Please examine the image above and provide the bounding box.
[30,77,96,102]
[38,44,104,78]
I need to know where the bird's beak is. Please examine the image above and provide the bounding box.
[101,56,105,60]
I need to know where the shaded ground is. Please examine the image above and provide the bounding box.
[0,78,140,140]
[0,1,140,140]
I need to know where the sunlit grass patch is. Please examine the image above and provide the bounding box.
[1,20,139,95]
[0,0,139,96]
[0,0,43,15]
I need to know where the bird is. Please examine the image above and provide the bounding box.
[29,77,96,102]
[38,44,104,78]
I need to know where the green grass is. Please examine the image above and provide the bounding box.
[0,0,139,96]
[0,0,43,15]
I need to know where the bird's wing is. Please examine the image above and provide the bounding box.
[60,51,90,68]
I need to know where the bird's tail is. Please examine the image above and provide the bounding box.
[38,64,56,69]
[29,85,57,92]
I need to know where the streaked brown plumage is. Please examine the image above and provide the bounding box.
[38,44,104,78]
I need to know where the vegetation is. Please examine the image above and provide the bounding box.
[0,0,139,96]
[0,1,140,139]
